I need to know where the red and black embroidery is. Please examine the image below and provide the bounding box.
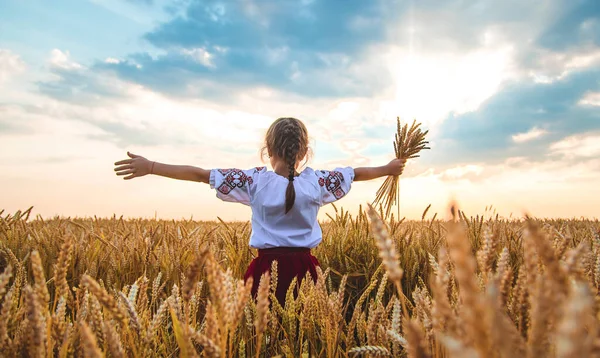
[318,170,346,199]
[254,166,265,173]
[217,169,252,195]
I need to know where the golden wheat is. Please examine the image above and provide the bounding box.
[373,118,430,219]
[0,207,598,356]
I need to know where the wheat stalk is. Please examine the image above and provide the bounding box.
[53,235,74,307]
[79,321,103,358]
[367,204,409,315]
[254,272,270,358]
[118,291,141,335]
[373,118,430,219]
[24,285,45,358]
[446,206,490,356]
[190,329,221,358]
[0,265,12,302]
[404,318,432,358]
[182,251,206,304]
[30,251,50,314]
[0,286,15,349]
[81,275,128,327]
[486,283,526,358]
[556,282,595,358]
[495,247,512,307]
[102,320,124,358]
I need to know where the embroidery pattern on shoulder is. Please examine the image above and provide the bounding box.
[318,171,346,199]
[254,166,265,173]
[217,169,252,195]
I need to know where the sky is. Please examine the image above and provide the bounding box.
[0,0,599,221]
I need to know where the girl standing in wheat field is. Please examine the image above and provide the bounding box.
[113,117,406,305]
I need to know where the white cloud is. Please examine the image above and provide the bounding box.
[105,57,121,64]
[49,49,83,70]
[529,48,600,84]
[512,127,549,143]
[181,48,215,68]
[565,49,600,70]
[0,49,26,82]
[550,133,600,159]
[182,49,211,66]
[578,92,600,107]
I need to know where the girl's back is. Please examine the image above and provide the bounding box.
[210,166,354,248]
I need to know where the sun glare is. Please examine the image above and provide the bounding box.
[383,42,515,129]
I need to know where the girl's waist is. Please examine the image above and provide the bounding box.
[257,247,312,256]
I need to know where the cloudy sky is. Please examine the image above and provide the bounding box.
[1,0,599,220]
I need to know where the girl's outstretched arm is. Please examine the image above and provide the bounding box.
[354,158,406,181]
[114,152,210,183]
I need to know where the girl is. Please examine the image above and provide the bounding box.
[114,117,406,305]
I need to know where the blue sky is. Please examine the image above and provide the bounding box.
[1,0,599,219]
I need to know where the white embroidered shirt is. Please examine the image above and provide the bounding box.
[209,166,354,249]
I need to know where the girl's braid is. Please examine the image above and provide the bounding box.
[283,119,300,213]
[285,123,300,180]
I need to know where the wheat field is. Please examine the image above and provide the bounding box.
[0,205,599,357]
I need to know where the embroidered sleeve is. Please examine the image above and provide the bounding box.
[315,166,355,205]
[209,166,266,205]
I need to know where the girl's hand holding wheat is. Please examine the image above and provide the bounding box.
[386,158,407,176]
[354,159,406,182]
[114,152,152,180]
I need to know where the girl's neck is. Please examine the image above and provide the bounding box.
[271,159,298,178]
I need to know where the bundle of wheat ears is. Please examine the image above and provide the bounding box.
[373,117,430,219]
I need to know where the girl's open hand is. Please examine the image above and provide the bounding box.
[114,152,152,180]
[386,158,407,176]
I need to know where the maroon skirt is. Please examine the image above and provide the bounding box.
[244,247,319,306]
